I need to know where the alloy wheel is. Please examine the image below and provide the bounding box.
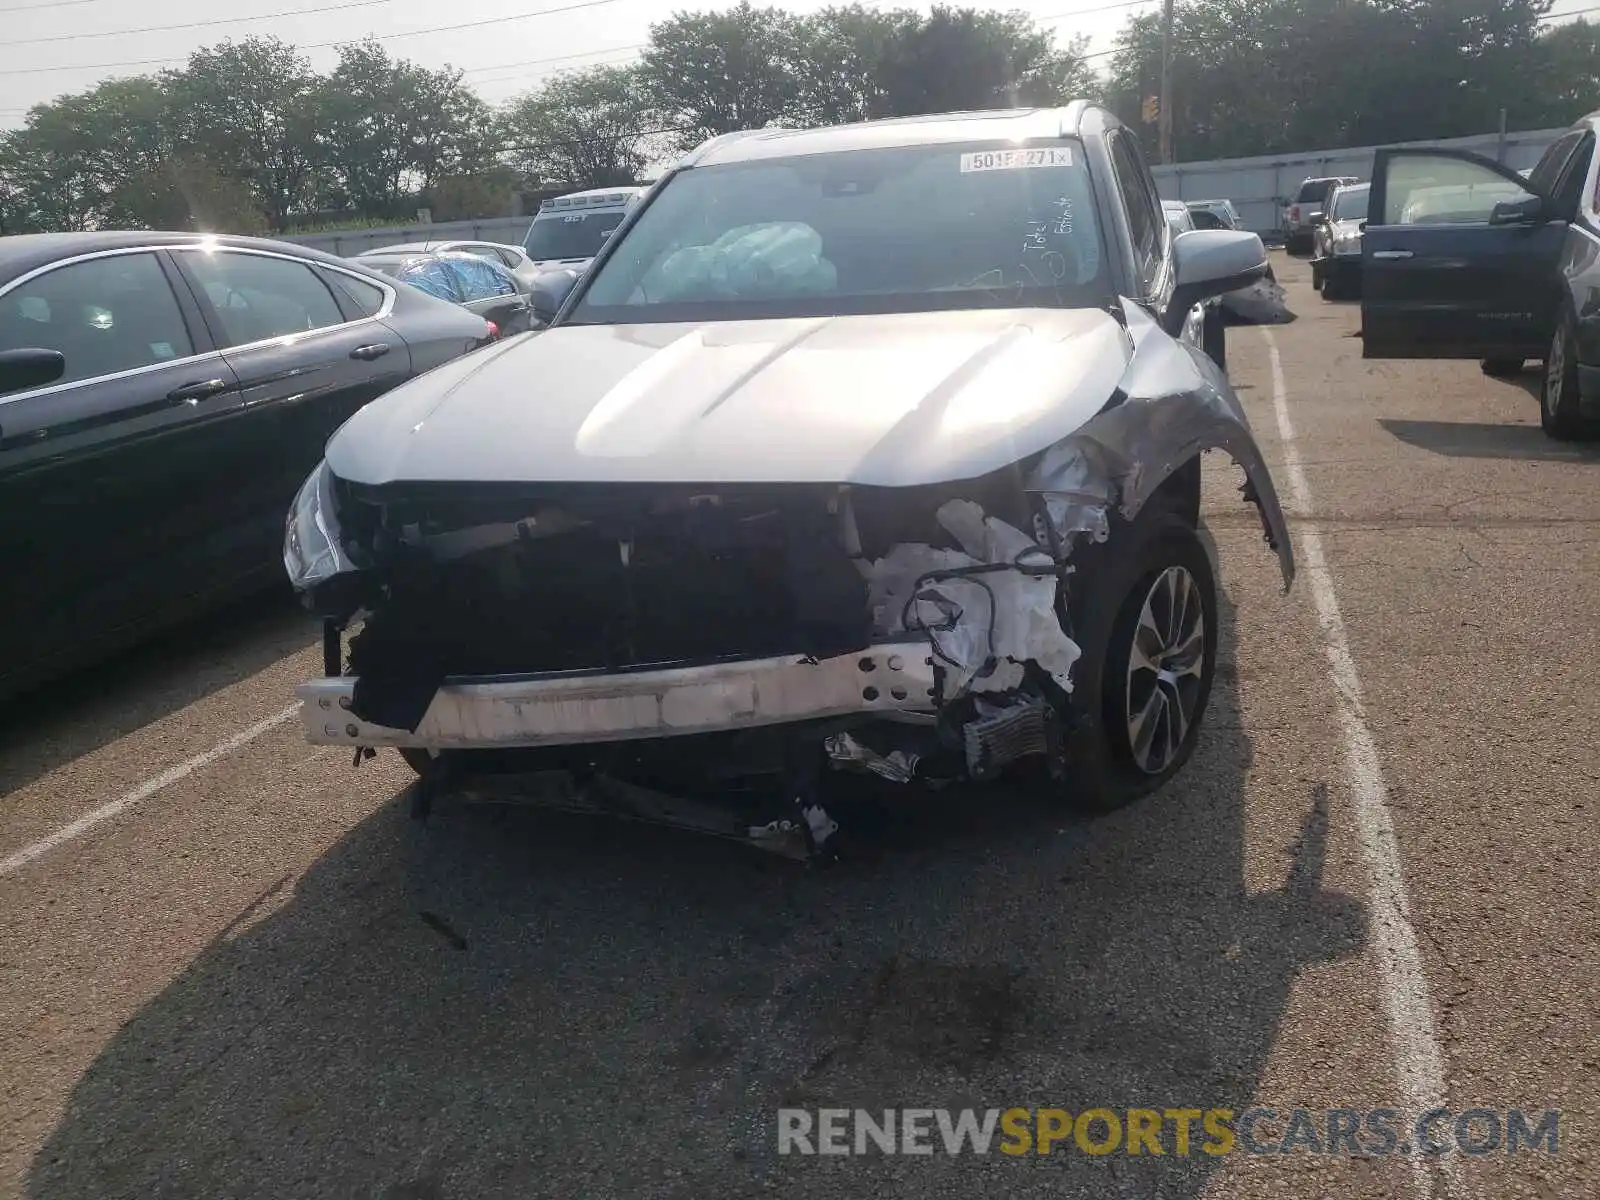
[1124,565,1208,775]
[1545,326,1567,418]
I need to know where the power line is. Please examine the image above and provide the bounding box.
[472,52,642,84]
[0,0,122,12]
[7,0,395,48]
[0,0,627,77]
[460,43,646,77]
[1038,0,1159,18]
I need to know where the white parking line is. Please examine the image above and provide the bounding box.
[1263,330,1457,1200]
[0,703,301,878]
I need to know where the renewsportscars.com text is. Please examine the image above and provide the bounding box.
[777,1107,1561,1157]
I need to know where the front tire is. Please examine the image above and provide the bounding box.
[1541,311,1593,441]
[1062,508,1220,813]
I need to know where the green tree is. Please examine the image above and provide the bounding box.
[311,40,495,218]
[166,37,325,230]
[1104,0,1558,162]
[0,77,184,231]
[640,2,814,149]
[1532,18,1600,128]
[501,64,657,189]
[870,6,1097,116]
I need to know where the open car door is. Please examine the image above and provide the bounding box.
[1362,147,1567,360]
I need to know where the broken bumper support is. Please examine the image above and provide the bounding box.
[298,642,939,749]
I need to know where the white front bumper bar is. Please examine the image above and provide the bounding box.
[298,642,938,750]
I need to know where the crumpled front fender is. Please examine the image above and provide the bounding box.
[1025,303,1295,591]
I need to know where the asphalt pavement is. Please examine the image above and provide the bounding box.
[2,255,1595,1200]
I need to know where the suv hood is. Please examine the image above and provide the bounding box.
[326,308,1131,489]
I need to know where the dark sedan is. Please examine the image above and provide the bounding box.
[354,250,535,338]
[0,231,493,698]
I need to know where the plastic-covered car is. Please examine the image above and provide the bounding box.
[285,104,1295,859]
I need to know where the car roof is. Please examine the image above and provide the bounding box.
[354,252,427,269]
[362,240,518,255]
[687,104,1096,166]
[356,248,504,267]
[0,230,363,283]
[544,186,645,202]
[361,242,440,255]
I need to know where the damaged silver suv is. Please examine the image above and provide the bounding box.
[285,104,1295,859]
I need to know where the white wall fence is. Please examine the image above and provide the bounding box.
[1152,126,1567,237]
[277,126,1568,256]
[281,216,531,257]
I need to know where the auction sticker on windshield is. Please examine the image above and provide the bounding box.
[960,148,1074,172]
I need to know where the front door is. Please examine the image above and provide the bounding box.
[0,248,250,688]
[1361,148,1568,359]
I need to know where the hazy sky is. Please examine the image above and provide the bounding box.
[0,0,1153,128]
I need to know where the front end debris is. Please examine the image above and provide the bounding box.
[295,471,1112,858]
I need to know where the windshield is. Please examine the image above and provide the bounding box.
[572,139,1109,324]
[1330,186,1369,220]
[1297,179,1340,204]
[524,210,627,261]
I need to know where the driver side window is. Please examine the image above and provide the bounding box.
[1382,154,1537,226]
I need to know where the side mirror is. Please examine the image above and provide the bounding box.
[0,347,66,397]
[1310,212,1329,226]
[1489,195,1545,226]
[529,268,580,325]
[1165,230,1268,334]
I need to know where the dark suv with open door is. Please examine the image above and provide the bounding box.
[1360,113,1600,440]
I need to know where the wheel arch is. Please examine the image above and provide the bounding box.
[1025,373,1295,591]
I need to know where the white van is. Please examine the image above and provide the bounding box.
[521,186,645,272]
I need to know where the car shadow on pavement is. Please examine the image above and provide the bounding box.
[0,589,318,797]
[28,583,1366,1200]
[1379,417,1600,462]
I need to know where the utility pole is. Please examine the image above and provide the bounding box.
[1158,0,1175,164]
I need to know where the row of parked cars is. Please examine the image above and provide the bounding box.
[338,185,646,335]
[2,104,1596,860]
